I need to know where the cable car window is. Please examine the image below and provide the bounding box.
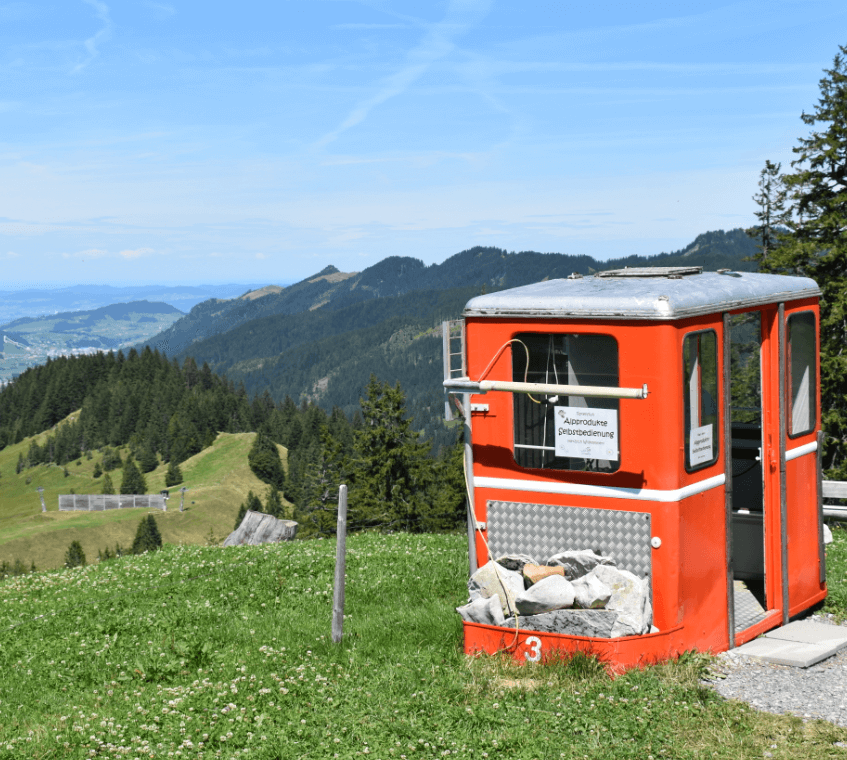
[512,333,619,473]
[683,330,719,470]
[787,312,816,437]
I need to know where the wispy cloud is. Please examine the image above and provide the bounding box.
[315,0,493,148]
[62,248,109,258]
[72,0,113,73]
[118,247,154,259]
[141,1,175,20]
[332,23,410,30]
[60,247,158,261]
[5,251,20,258]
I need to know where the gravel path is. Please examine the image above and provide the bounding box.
[703,614,847,728]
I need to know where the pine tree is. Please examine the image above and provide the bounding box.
[246,490,263,513]
[164,459,183,487]
[139,447,158,473]
[745,160,788,263]
[132,514,163,554]
[92,461,103,478]
[101,472,114,495]
[352,375,432,532]
[264,485,284,518]
[64,540,86,568]
[750,45,847,475]
[297,430,351,536]
[247,430,286,490]
[102,447,122,471]
[233,502,248,530]
[120,458,147,494]
[423,432,466,532]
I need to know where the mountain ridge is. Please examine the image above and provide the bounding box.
[142,228,759,358]
[144,228,760,451]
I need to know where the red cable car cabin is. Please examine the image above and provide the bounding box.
[443,266,826,668]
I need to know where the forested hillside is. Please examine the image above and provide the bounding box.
[0,349,252,462]
[0,350,465,548]
[174,287,473,449]
[159,229,758,449]
[142,229,758,359]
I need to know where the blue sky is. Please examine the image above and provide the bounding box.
[1,0,845,286]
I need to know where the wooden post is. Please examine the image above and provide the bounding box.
[332,485,348,643]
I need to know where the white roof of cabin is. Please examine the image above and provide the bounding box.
[463,269,820,321]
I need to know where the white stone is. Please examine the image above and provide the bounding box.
[545,549,616,580]
[494,554,537,573]
[456,596,506,626]
[514,575,575,616]
[511,609,618,637]
[591,565,652,637]
[823,523,833,545]
[468,561,525,617]
[572,571,612,609]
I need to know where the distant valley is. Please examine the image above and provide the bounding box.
[0,301,184,382]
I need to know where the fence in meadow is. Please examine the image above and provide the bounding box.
[58,494,166,512]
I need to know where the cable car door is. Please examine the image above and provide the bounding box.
[727,306,782,636]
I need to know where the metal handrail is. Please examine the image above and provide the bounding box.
[443,377,649,400]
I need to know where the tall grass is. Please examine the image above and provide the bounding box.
[0,532,845,759]
[824,522,847,620]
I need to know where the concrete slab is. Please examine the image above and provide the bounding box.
[763,620,847,648]
[733,637,843,668]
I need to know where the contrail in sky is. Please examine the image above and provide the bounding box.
[315,0,493,148]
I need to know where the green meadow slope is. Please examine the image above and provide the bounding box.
[0,421,290,570]
[0,532,845,759]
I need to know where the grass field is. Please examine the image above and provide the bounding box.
[0,527,845,759]
[0,423,290,570]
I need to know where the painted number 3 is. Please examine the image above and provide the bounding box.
[524,635,542,662]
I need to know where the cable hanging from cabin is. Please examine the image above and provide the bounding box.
[477,338,541,404]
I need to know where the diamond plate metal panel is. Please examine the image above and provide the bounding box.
[487,500,652,578]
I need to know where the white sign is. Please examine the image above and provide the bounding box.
[689,423,714,466]
[554,406,618,460]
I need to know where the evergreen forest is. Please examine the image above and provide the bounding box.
[0,348,466,536]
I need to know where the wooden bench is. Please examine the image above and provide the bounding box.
[822,481,847,521]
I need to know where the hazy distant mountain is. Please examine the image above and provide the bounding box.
[0,283,266,325]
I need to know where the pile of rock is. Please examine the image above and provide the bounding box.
[456,550,653,638]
